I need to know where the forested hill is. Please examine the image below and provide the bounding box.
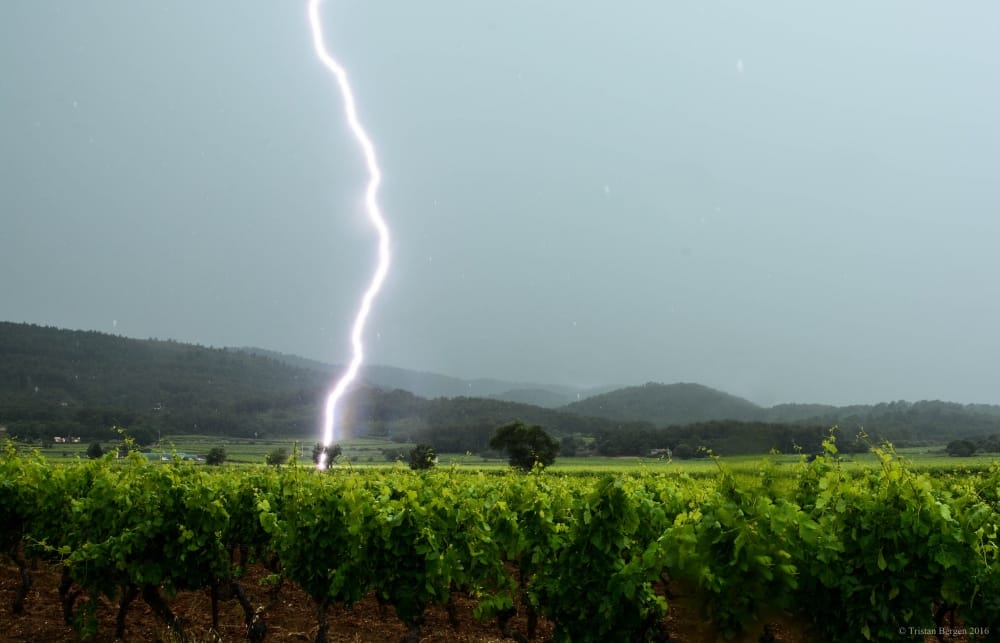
[562,382,765,426]
[0,322,650,448]
[4,322,1000,451]
[0,322,329,442]
[766,399,1000,444]
[560,380,1000,445]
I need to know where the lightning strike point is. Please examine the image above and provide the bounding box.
[308,0,392,470]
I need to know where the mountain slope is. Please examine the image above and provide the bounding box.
[490,388,575,407]
[238,347,592,406]
[6,322,1000,451]
[0,323,649,450]
[0,322,329,441]
[562,382,764,426]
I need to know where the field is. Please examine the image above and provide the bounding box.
[27,433,1000,471]
[2,440,999,642]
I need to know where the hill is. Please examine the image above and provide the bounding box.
[562,382,764,426]
[5,322,1000,455]
[0,322,329,443]
[0,322,649,452]
[559,380,1000,449]
[774,399,1000,444]
[490,388,575,407]
[239,347,591,407]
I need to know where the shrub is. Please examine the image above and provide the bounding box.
[265,447,289,466]
[205,447,226,466]
[409,444,437,470]
[946,439,976,457]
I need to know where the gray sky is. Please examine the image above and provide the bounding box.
[3,1,999,406]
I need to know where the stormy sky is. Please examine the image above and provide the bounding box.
[3,1,999,406]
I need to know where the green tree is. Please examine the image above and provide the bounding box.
[204,446,227,465]
[946,439,976,457]
[408,443,437,470]
[265,446,289,466]
[86,442,104,459]
[489,421,559,471]
[126,425,157,447]
[311,442,342,465]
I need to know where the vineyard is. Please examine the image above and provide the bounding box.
[1,439,999,642]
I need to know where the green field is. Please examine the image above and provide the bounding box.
[24,434,1000,475]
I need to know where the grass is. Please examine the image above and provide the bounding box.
[150,435,420,465]
[15,435,1000,473]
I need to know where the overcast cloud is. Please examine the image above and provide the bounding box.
[3,1,999,406]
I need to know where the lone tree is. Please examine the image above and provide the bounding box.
[489,421,559,471]
[86,442,104,459]
[265,447,289,466]
[946,439,976,457]
[312,442,343,466]
[205,446,227,466]
[409,443,437,470]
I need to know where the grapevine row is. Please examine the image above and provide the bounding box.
[1,441,999,641]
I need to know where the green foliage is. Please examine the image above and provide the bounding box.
[265,447,289,466]
[364,476,455,627]
[533,476,668,642]
[4,443,1000,640]
[408,443,436,470]
[204,446,226,465]
[258,468,375,611]
[947,439,977,457]
[85,442,103,459]
[662,461,801,636]
[489,421,559,471]
[792,439,992,641]
[0,443,39,557]
[13,453,231,637]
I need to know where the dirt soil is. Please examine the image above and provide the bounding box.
[0,559,817,643]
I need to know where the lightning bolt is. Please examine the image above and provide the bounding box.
[308,0,391,469]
